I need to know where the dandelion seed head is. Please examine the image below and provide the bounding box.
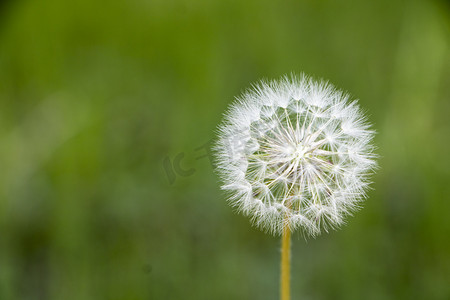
[215,74,377,236]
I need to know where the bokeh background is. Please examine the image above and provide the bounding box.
[0,0,449,299]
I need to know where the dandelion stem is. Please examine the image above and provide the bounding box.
[280,219,291,300]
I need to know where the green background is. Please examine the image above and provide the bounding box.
[0,0,449,299]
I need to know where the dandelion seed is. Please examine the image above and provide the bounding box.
[215,74,377,237]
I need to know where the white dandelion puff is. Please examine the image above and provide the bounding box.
[215,74,377,237]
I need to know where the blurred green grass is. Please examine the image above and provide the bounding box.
[0,0,449,299]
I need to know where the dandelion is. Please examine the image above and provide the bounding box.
[214,74,377,300]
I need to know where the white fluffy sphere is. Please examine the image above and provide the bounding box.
[215,74,377,236]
